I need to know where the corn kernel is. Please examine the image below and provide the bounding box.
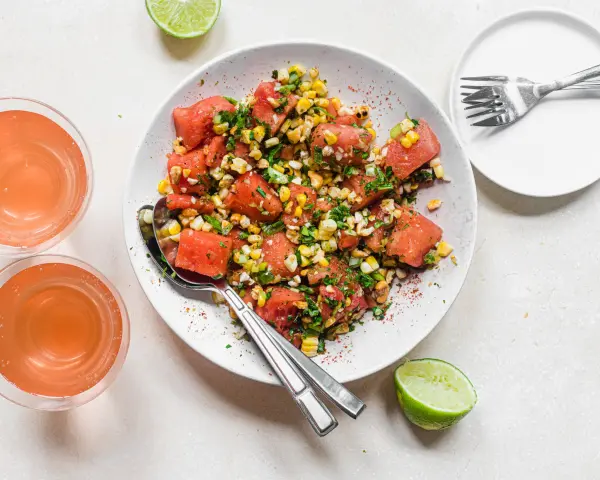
[323,130,338,145]
[257,289,267,307]
[400,136,412,149]
[213,122,229,135]
[427,199,442,211]
[300,269,309,276]
[250,249,262,260]
[296,97,311,115]
[182,168,191,179]
[301,335,319,357]
[433,164,445,179]
[280,119,292,134]
[430,157,441,168]
[248,224,261,234]
[312,80,328,97]
[288,160,303,170]
[312,114,321,126]
[279,186,291,202]
[294,205,303,217]
[231,157,249,174]
[264,137,279,149]
[190,216,204,231]
[373,147,381,155]
[287,127,302,144]
[297,193,307,208]
[318,258,329,267]
[258,262,268,271]
[307,171,323,190]
[275,68,289,84]
[273,164,285,173]
[364,120,373,128]
[365,256,380,271]
[400,118,415,134]
[247,234,262,245]
[331,97,341,111]
[157,179,172,195]
[406,130,420,144]
[451,255,458,266]
[320,219,337,232]
[366,128,376,140]
[299,81,312,93]
[298,245,313,257]
[314,98,329,108]
[351,249,368,258]
[304,90,317,99]
[167,220,181,236]
[437,241,454,257]
[249,149,262,161]
[284,253,298,272]
[309,67,319,79]
[300,255,311,267]
[240,129,252,144]
[289,64,306,76]
[252,125,266,143]
[169,165,182,184]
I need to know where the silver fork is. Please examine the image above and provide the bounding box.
[460,64,600,126]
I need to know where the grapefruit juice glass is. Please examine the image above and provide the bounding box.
[0,98,92,256]
[0,255,130,410]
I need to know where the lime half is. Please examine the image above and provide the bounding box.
[394,359,477,430]
[146,0,221,39]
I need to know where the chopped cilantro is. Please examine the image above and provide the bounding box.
[406,112,419,127]
[329,205,351,230]
[312,106,335,118]
[225,344,232,349]
[271,70,278,79]
[203,215,232,235]
[313,146,324,165]
[365,166,394,194]
[257,186,267,198]
[226,135,236,151]
[224,96,238,105]
[219,241,227,248]
[412,169,433,183]
[322,276,338,286]
[296,285,314,294]
[317,337,325,353]
[356,271,376,289]
[238,231,249,240]
[261,220,285,236]
[343,166,358,176]
[300,225,317,245]
[423,252,437,265]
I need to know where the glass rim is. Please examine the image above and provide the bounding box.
[0,254,130,411]
[0,97,94,257]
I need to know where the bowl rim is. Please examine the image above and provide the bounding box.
[0,254,130,410]
[123,40,478,385]
[0,97,94,257]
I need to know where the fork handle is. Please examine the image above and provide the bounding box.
[538,64,600,96]
[221,286,338,437]
[252,313,366,419]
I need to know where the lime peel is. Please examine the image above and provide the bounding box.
[394,358,477,430]
[146,0,221,39]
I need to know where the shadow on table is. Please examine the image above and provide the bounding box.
[474,169,593,216]
[158,18,227,60]
[164,328,332,455]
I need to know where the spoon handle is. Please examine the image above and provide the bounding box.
[221,286,338,437]
[253,313,366,419]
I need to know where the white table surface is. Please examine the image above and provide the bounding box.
[2,1,600,479]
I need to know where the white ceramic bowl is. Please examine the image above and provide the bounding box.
[124,42,477,385]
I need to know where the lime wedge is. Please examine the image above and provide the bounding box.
[394,358,477,430]
[146,0,221,39]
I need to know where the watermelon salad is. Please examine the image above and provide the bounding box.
[146,64,454,357]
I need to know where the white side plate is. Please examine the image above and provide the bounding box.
[450,8,600,197]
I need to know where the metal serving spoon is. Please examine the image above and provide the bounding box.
[138,199,366,436]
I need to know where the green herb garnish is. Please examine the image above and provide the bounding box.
[296,285,314,294]
[224,96,238,106]
[329,205,351,230]
[203,215,232,235]
[423,252,437,265]
[300,225,317,245]
[365,166,394,194]
[261,220,285,236]
[257,186,267,198]
[313,146,324,165]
